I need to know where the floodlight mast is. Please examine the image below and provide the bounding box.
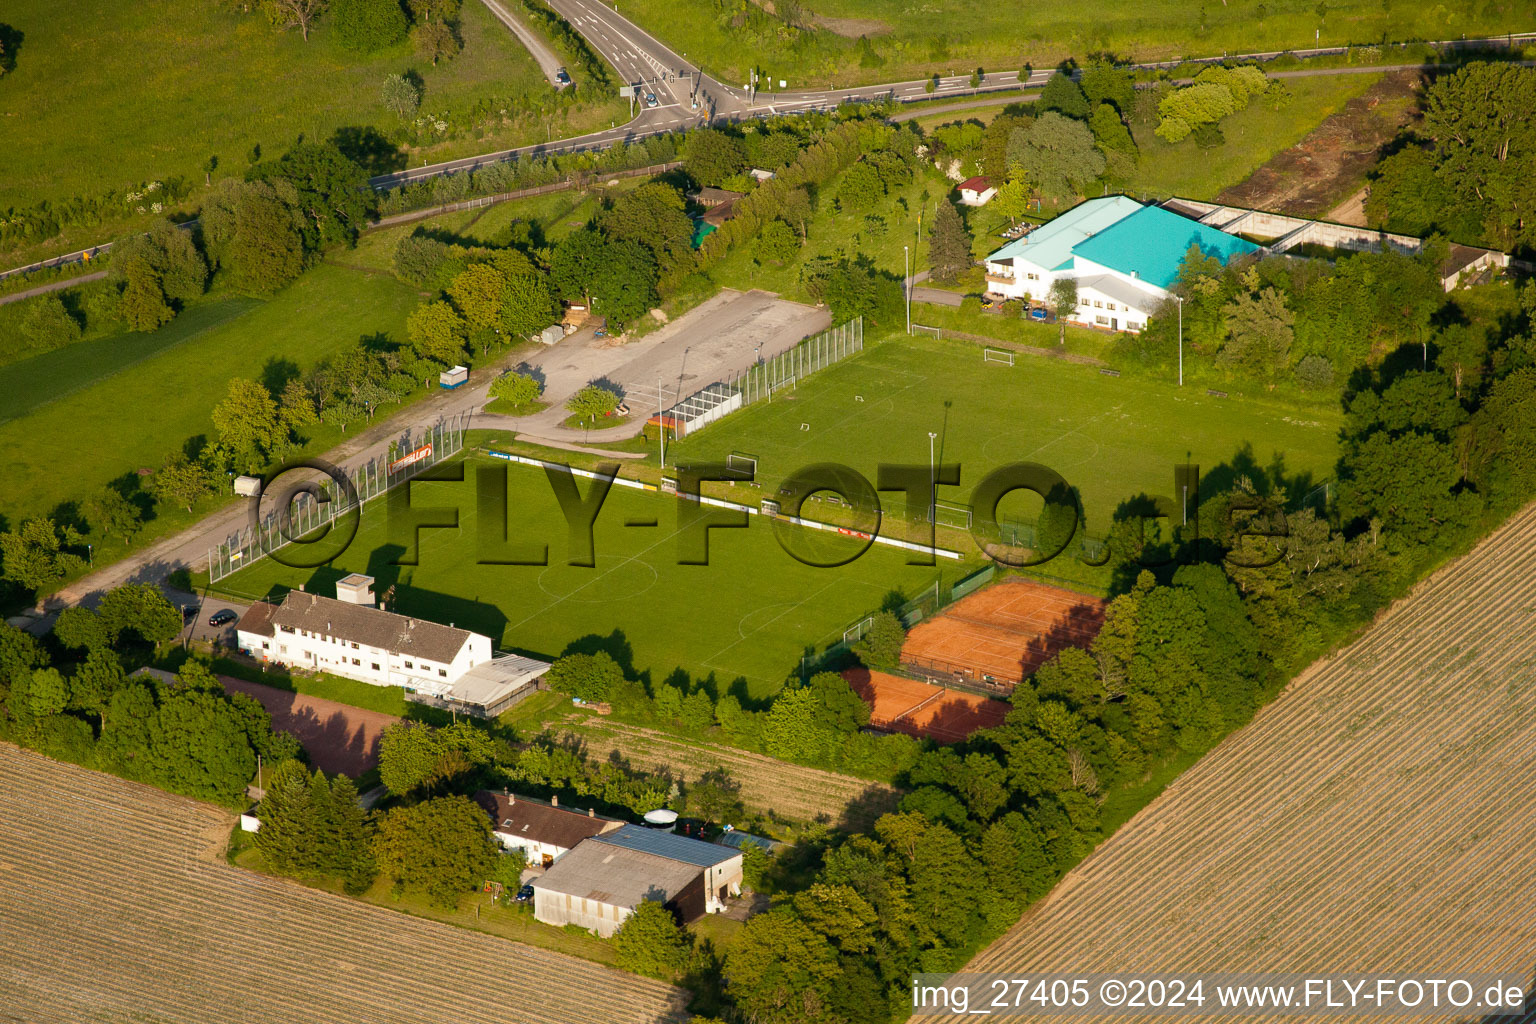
[657,375,665,468]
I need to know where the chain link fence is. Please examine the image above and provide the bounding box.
[207,414,469,583]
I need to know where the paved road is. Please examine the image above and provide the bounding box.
[30,290,824,612]
[479,0,567,87]
[0,270,107,306]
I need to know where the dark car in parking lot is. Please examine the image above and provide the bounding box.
[515,884,534,902]
[555,67,570,85]
[208,609,237,627]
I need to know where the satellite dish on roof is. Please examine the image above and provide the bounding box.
[642,809,679,829]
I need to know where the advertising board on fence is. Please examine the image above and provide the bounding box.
[390,444,433,472]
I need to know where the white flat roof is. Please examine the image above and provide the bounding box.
[1073,273,1167,312]
[448,653,551,708]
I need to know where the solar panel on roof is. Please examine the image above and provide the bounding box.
[592,824,738,867]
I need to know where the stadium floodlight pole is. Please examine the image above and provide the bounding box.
[657,375,665,468]
[1175,294,1185,387]
[928,431,938,552]
[904,245,911,335]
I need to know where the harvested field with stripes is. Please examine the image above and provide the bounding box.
[0,744,688,1024]
[844,667,1009,743]
[562,719,901,830]
[901,580,1105,690]
[941,503,1536,1022]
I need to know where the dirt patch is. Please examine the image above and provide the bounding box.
[1217,71,1423,221]
[221,676,398,777]
[810,15,891,37]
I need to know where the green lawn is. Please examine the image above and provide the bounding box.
[0,262,419,536]
[1121,73,1382,200]
[612,0,1522,89]
[0,0,626,260]
[665,333,1343,538]
[216,452,973,700]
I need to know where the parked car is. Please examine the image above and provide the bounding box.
[208,609,237,627]
[555,67,570,85]
[182,606,198,623]
[515,884,534,903]
[644,92,659,108]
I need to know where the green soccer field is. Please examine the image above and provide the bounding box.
[664,334,1344,537]
[217,456,970,700]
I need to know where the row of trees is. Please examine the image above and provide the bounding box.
[258,0,463,61]
[543,648,919,780]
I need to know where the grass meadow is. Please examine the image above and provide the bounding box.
[0,0,626,262]
[610,0,1523,89]
[215,453,969,700]
[0,261,421,564]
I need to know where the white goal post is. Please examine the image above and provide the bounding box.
[984,347,1015,366]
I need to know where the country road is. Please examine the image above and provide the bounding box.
[478,0,566,86]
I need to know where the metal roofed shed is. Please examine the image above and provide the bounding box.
[592,823,740,868]
[530,842,707,937]
[437,653,551,718]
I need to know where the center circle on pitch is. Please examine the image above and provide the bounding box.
[537,554,659,603]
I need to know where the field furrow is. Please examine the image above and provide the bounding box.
[564,719,902,829]
[940,503,1536,1022]
[0,746,689,1024]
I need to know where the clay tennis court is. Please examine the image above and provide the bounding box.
[900,580,1106,690]
[221,676,398,777]
[844,668,1010,743]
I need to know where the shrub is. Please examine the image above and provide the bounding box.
[1294,354,1335,390]
[613,900,689,978]
[332,0,409,52]
[1192,122,1225,148]
[852,610,905,672]
[18,295,82,351]
[545,651,624,703]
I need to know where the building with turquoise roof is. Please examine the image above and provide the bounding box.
[982,196,1260,333]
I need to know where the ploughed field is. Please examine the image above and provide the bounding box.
[0,744,688,1024]
[942,502,1536,1021]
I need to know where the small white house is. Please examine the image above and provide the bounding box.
[956,176,997,206]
